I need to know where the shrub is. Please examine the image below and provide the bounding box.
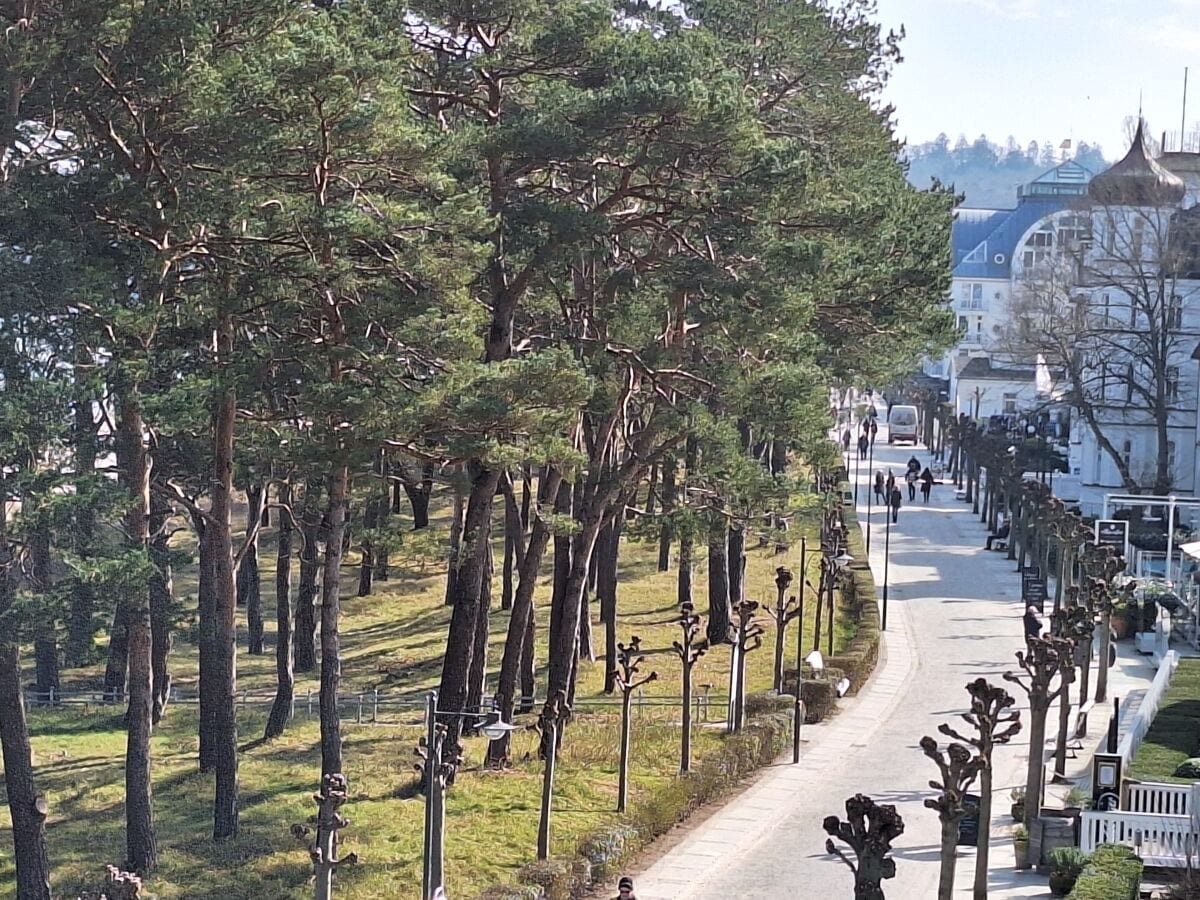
[476,886,544,900]
[1068,844,1143,900]
[514,858,588,900]
[577,824,640,882]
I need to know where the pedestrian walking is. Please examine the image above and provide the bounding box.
[857,432,869,460]
[889,485,902,523]
[842,428,852,453]
[1023,605,1043,642]
[885,470,895,498]
[614,876,638,900]
[920,467,934,504]
[873,470,885,501]
[869,418,878,446]
[905,469,917,501]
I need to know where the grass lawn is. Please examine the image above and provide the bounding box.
[0,498,855,900]
[1128,658,1200,783]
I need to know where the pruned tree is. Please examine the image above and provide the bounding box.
[823,794,905,900]
[939,679,1021,899]
[1004,637,1074,828]
[670,602,708,773]
[920,736,984,900]
[612,637,658,813]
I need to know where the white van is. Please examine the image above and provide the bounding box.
[887,405,919,445]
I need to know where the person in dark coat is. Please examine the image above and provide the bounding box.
[889,485,902,523]
[842,428,852,453]
[869,418,878,445]
[885,470,895,499]
[920,467,934,503]
[857,432,869,460]
[1023,605,1043,642]
[874,470,885,501]
[905,469,917,501]
[614,876,638,900]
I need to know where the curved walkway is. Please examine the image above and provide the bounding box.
[628,429,1036,898]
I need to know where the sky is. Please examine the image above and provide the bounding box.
[873,0,1200,158]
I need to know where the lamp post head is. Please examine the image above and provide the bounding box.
[834,552,854,568]
[479,712,521,741]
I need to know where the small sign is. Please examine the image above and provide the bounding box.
[1021,567,1048,612]
[957,793,981,846]
[1095,520,1129,557]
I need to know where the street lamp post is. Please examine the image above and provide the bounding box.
[882,505,893,631]
[866,435,875,554]
[793,536,807,764]
[420,692,519,899]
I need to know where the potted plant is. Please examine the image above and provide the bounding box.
[1047,846,1088,896]
[1010,787,1026,822]
[1063,786,1090,815]
[1013,824,1031,870]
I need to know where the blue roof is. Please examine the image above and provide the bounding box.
[952,159,1094,280]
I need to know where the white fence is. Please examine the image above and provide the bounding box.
[1126,781,1194,816]
[1080,810,1197,866]
[1116,650,1179,768]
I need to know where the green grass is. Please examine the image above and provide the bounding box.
[0,501,855,900]
[1128,658,1200,783]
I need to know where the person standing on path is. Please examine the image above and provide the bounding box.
[874,470,885,502]
[1023,605,1043,642]
[857,432,868,460]
[885,470,895,499]
[614,876,638,900]
[919,467,934,504]
[842,427,852,454]
[869,418,878,446]
[889,484,902,523]
[905,469,917,501]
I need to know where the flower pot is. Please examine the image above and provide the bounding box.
[1013,838,1031,870]
[1048,871,1077,896]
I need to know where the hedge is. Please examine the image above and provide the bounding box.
[826,505,882,696]
[478,705,793,900]
[1066,844,1143,900]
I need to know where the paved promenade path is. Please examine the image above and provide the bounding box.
[630,420,1040,899]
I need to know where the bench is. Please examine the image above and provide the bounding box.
[991,538,1008,552]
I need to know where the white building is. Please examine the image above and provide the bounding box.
[1064,124,1200,513]
[928,160,1094,418]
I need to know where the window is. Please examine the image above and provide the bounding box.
[1132,217,1146,259]
[1167,440,1178,472]
[1169,294,1183,330]
[1095,292,1112,326]
[1003,393,1017,414]
[960,282,984,310]
[1122,439,1133,469]
[1058,215,1092,250]
[958,314,968,333]
[1167,366,1180,403]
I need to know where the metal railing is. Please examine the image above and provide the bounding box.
[23,686,731,726]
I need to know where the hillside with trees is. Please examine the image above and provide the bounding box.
[905,134,1110,208]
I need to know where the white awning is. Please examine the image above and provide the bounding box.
[1179,541,1200,560]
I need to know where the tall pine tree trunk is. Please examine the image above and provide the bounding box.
[209,358,240,842]
[294,481,321,673]
[597,517,621,694]
[0,476,53,900]
[443,481,465,607]
[65,365,100,666]
[103,602,130,702]
[265,483,295,740]
[320,464,350,777]
[149,491,174,724]
[706,513,732,645]
[239,484,264,654]
[658,459,675,572]
[116,385,158,872]
[29,521,58,697]
[487,471,561,765]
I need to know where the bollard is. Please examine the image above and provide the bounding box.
[356,694,363,724]
[372,688,379,723]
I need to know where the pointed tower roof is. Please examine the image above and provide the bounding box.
[1089,120,1185,207]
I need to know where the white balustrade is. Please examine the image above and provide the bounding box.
[1080,810,1198,866]
[1126,781,1193,816]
